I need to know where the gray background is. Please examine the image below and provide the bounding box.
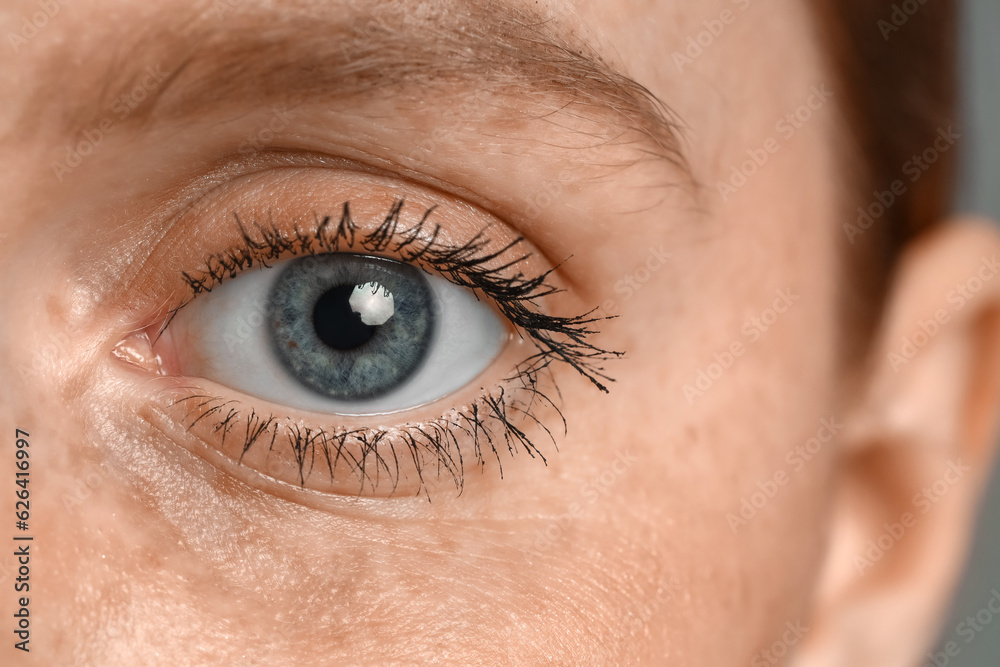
[939,0,1000,663]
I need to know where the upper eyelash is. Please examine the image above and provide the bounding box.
[177,198,621,391]
[162,199,621,497]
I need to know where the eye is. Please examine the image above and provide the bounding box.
[116,175,620,498]
[164,252,508,415]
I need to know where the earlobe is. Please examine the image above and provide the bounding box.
[792,218,1000,667]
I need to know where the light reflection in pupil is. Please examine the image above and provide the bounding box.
[350,282,396,325]
[311,282,396,351]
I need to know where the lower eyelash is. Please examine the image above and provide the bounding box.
[168,357,565,498]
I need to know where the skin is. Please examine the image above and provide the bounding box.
[1,0,1000,665]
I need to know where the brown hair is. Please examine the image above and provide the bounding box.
[811,0,959,353]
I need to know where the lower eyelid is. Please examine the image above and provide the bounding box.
[138,352,563,499]
[108,246,600,498]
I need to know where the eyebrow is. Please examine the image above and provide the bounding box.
[38,0,688,174]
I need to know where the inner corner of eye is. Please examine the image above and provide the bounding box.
[111,322,176,376]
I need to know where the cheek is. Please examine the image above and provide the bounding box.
[580,144,843,662]
[32,357,647,661]
[572,386,836,663]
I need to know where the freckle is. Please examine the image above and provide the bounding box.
[288,341,297,348]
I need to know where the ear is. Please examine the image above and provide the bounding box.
[793,218,1000,667]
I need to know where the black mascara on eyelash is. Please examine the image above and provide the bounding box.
[167,199,622,497]
[172,364,561,498]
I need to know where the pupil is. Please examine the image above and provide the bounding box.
[312,284,377,351]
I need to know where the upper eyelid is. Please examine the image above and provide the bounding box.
[100,164,618,394]
[64,123,668,327]
[104,163,530,317]
[174,199,533,310]
[165,199,507,333]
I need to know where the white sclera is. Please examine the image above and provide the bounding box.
[169,259,508,416]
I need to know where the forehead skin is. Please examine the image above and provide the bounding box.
[0,0,841,665]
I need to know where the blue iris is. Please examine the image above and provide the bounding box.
[267,254,435,400]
